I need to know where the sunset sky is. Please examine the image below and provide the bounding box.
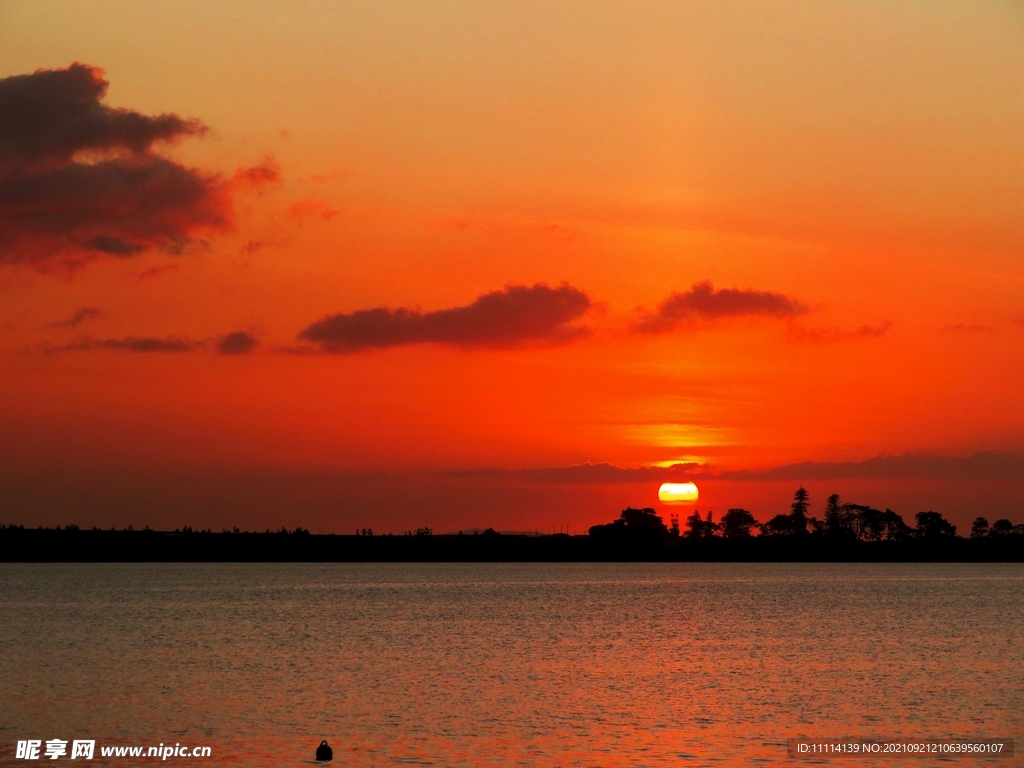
[1,1,1022,533]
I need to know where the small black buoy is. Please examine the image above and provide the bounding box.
[315,740,333,762]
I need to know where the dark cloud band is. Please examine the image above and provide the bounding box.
[51,337,201,353]
[298,283,592,352]
[442,462,705,484]
[722,451,1024,481]
[635,280,805,333]
[444,451,1024,484]
[46,307,101,329]
[44,331,259,355]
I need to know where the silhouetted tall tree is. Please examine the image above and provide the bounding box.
[823,493,854,539]
[788,487,810,535]
[970,517,990,539]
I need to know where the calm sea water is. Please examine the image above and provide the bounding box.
[1,563,1021,767]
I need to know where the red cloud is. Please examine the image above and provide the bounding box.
[0,63,204,171]
[216,331,259,355]
[0,63,279,271]
[787,321,892,343]
[50,336,202,353]
[634,281,806,333]
[286,199,338,221]
[298,283,592,352]
[135,264,180,282]
[43,330,259,354]
[45,307,101,329]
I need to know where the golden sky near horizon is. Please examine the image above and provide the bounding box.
[0,1,1021,531]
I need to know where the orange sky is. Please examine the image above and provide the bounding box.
[0,1,1022,533]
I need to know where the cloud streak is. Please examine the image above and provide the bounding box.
[50,336,202,353]
[298,283,592,352]
[786,321,891,343]
[443,462,706,484]
[448,452,1024,485]
[0,63,278,270]
[721,451,1024,481]
[46,307,101,329]
[940,323,994,334]
[40,329,261,355]
[634,281,805,333]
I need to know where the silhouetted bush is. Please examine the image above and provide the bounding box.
[589,507,668,546]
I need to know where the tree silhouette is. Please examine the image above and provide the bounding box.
[761,513,795,537]
[682,510,722,538]
[619,507,669,535]
[589,506,670,544]
[990,519,1015,536]
[683,510,705,538]
[970,517,990,539]
[860,507,886,541]
[823,494,854,539]
[844,504,885,541]
[914,511,956,539]
[721,508,758,538]
[788,487,810,535]
[881,509,912,540]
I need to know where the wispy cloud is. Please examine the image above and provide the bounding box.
[48,336,202,353]
[940,323,994,334]
[135,264,180,282]
[722,451,1024,481]
[44,330,263,355]
[786,321,891,343]
[442,462,706,483]
[286,199,338,221]
[448,451,1024,485]
[45,307,101,329]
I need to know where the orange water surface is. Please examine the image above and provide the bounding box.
[1,563,1021,766]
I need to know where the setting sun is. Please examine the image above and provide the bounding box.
[658,482,699,505]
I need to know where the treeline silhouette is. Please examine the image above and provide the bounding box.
[586,487,1022,560]
[591,487,1024,543]
[1,487,1021,562]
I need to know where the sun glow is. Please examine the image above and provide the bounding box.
[658,482,699,504]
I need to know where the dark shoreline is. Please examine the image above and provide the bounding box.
[1,527,1022,562]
